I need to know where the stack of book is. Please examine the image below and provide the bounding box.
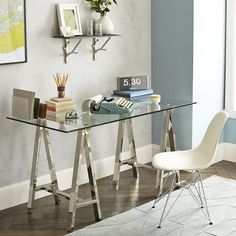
[46,97,76,121]
[113,88,154,101]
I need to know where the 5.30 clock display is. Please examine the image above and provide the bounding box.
[117,75,149,90]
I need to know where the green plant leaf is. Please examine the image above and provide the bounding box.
[86,0,118,16]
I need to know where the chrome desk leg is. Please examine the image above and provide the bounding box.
[28,127,61,213]
[113,120,125,186]
[126,119,139,178]
[167,112,181,186]
[84,130,102,221]
[156,110,177,193]
[42,128,60,205]
[67,129,102,231]
[68,130,84,231]
[168,111,177,152]
[113,119,139,188]
[27,127,42,213]
[160,111,170,153]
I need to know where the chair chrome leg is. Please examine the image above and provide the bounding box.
[152,172,171,208]
[197,179,204,208]
[186,171,203,208]
[185,171,213,225]
[154,170,212,229]
[157,171,177,228]
[197,171,213,225]
[156,170,164,194]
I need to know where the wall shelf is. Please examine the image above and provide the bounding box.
[53,34,120,63]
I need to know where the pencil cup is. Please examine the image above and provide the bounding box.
[57,86,65,98]
[39,103,47,119]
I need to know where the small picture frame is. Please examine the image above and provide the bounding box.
[57,3,82,36]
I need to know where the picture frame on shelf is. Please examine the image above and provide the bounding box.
[57,3,82,36]
[0,0,27,65]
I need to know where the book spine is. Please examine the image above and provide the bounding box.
[113,89,153,98]
[33,98,40,119]
[129,90,153,97]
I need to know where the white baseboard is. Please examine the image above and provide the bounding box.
[211,143,224,164]
[0,144,153,211]
[222,142,236,163]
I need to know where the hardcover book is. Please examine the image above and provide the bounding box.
[113,89,153,98]
[12,89,36,119]
[47,104,76,112]
[12,96,29,120]
[46,100,76,108]
[50,97,72,102]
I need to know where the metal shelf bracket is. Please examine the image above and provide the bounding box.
[63,38,82,64]
[92,37,112,61]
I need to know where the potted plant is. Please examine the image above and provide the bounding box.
[86,0,118,34]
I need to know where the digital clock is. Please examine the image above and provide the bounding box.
[117,75,149,91]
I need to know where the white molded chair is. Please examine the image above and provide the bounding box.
[152,111,229,228]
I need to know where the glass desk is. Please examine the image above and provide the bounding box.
[7,97,196,231]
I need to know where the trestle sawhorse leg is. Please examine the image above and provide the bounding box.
[67,129,102,231]
[113,119,139,188]
[156,110,180,195]
[27,126,60,213]
[27,127,102,232]
[112,110,177,194]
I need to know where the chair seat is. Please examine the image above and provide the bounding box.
[152,149,210,171]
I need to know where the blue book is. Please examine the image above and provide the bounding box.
[113,89,153,98]
[128,94,152,101]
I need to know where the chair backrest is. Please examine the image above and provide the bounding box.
[196,111,229,167]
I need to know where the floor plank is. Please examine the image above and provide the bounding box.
[0,161,236,235]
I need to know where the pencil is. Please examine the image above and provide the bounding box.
[52,73,69,87]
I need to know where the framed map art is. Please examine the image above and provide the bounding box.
[0,0,27,65]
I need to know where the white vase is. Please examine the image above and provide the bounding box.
[97,15,114,35]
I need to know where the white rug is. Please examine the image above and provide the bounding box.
[67,175,236,236]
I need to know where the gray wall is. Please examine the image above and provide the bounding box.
[151,0,194,150]
[224,119,236,143]
[151,0,225,149]
[0,0,151,187]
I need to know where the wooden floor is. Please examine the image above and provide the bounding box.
[0,160,236,236]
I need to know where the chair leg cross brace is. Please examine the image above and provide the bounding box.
[152,170,213,229]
